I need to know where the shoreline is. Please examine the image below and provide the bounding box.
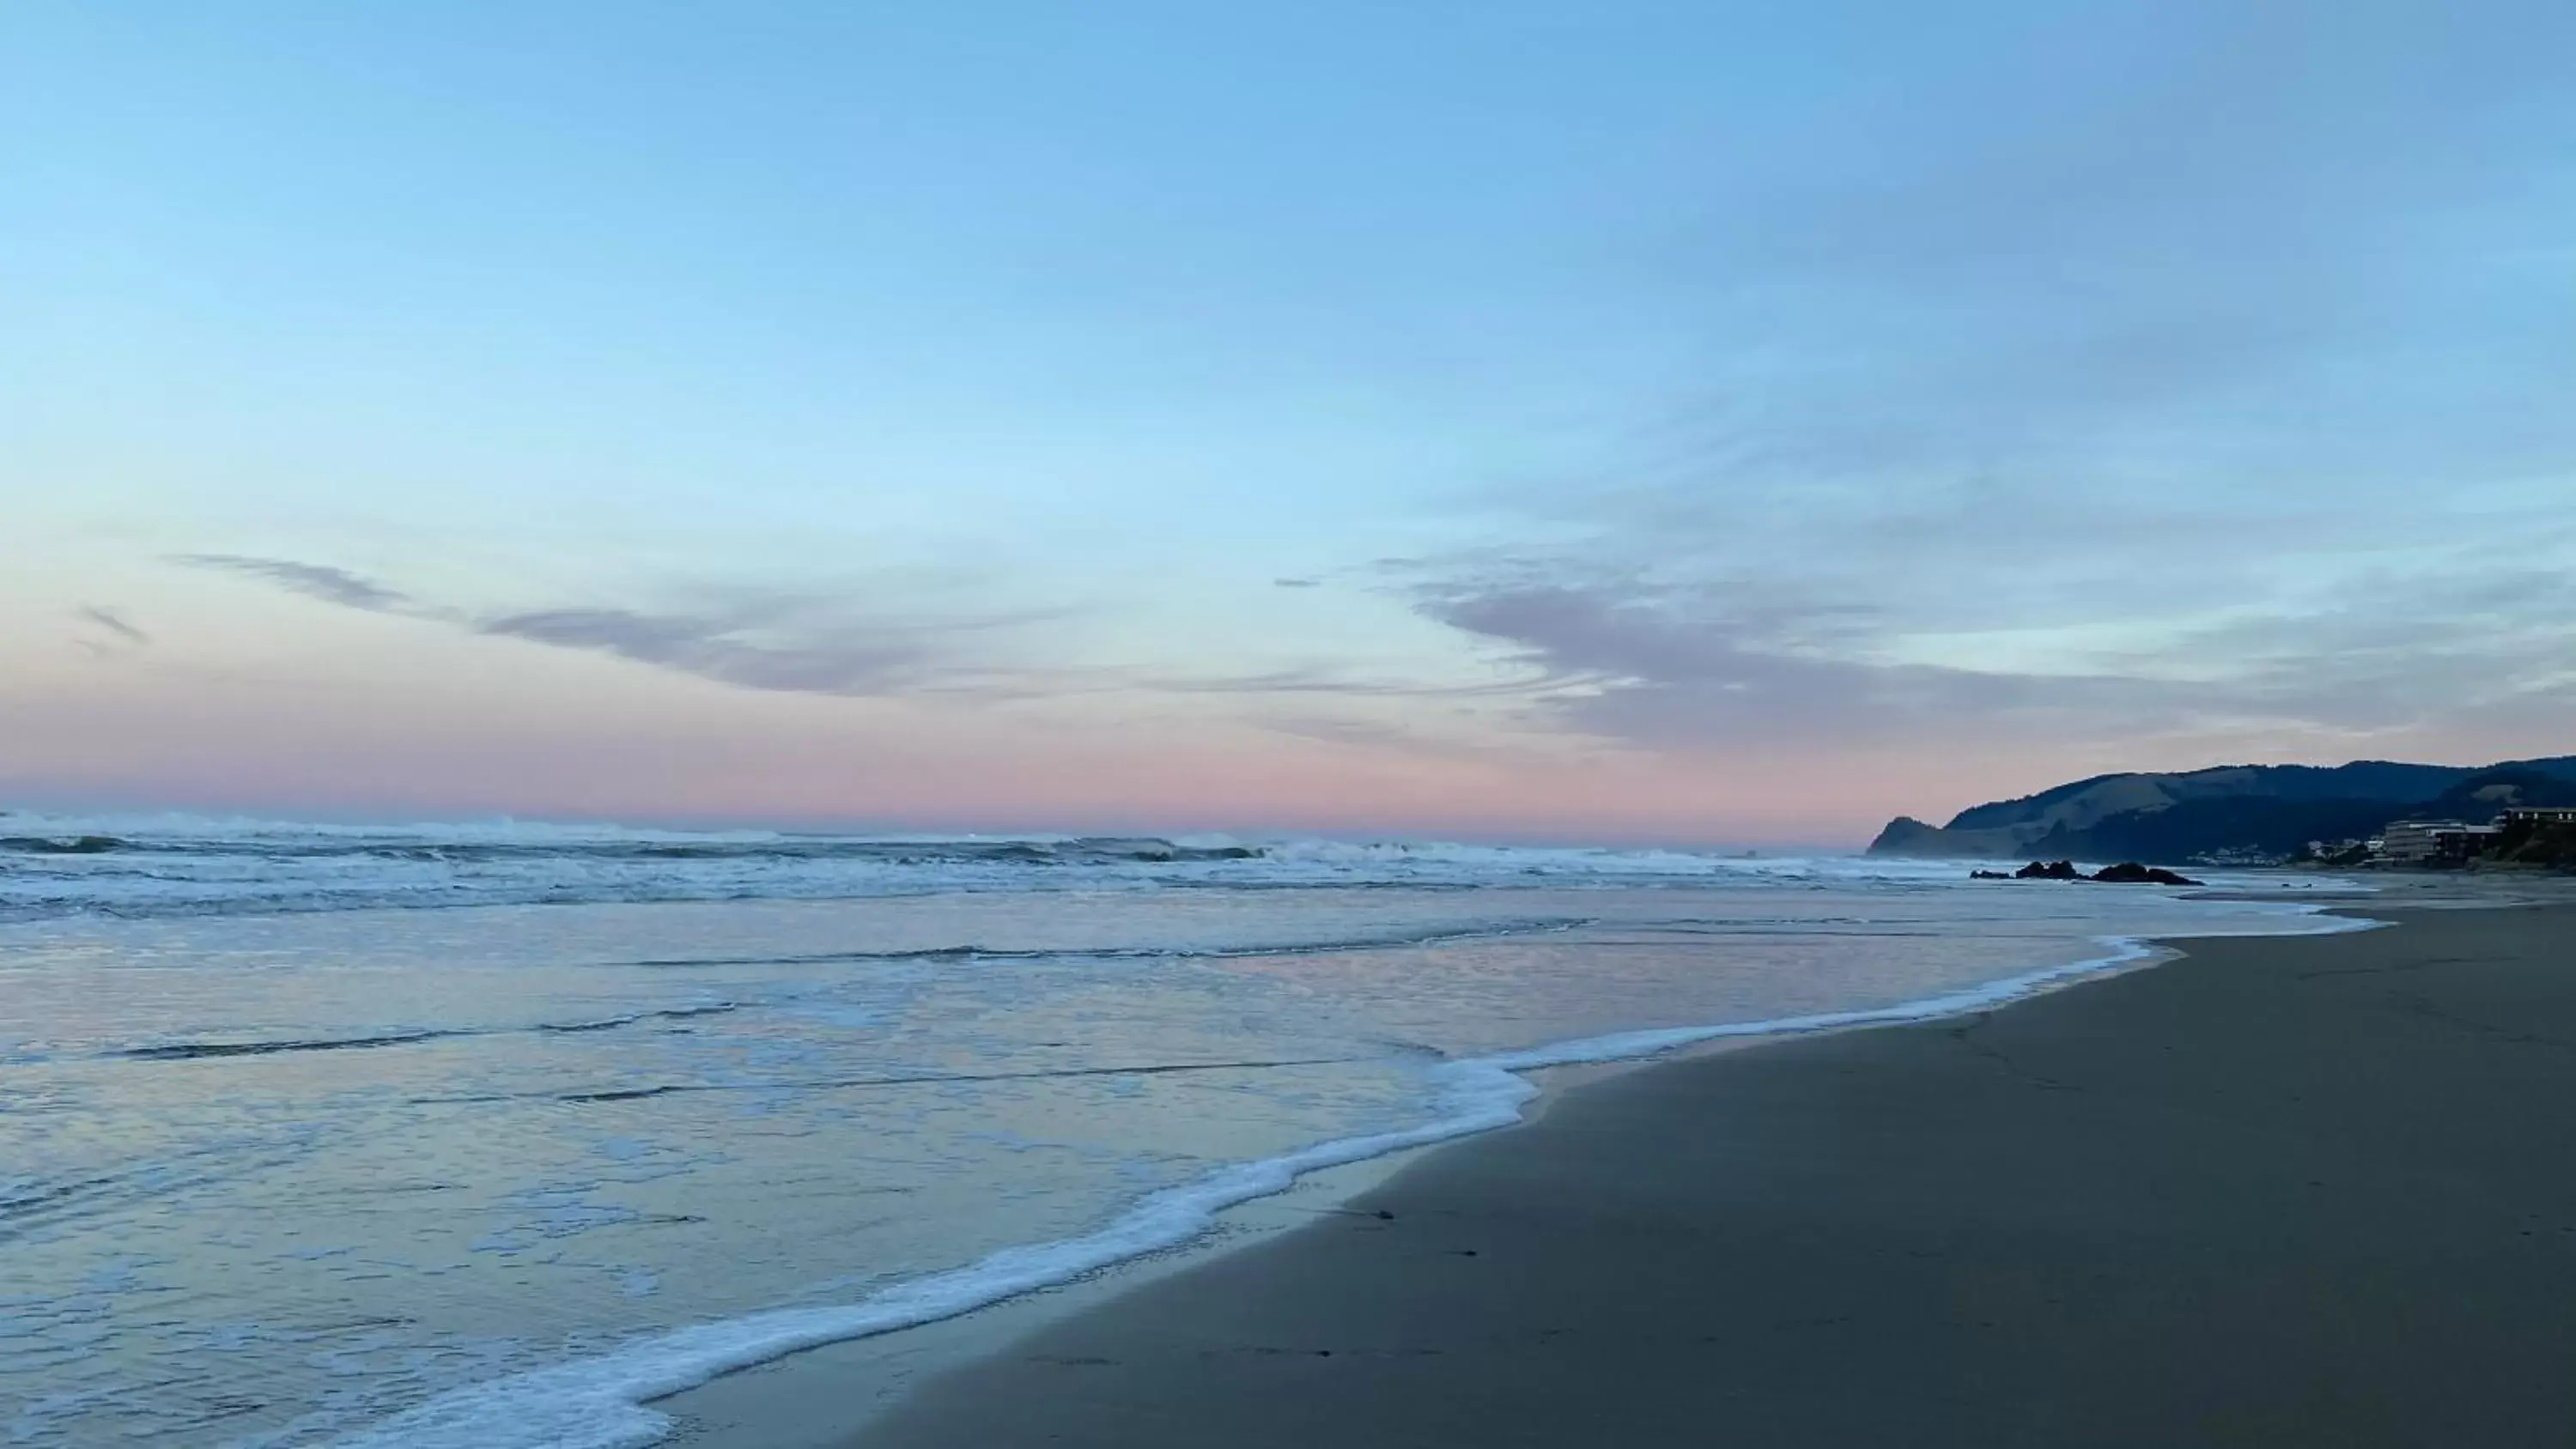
[353,894,2345,1449]
[646,892,2385,1448]
[818,894,2576,1447]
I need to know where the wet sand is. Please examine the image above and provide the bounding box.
[842,903,2576,1447]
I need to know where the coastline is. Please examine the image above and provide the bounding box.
[813,896,2576,1448]
[355,887,2348,1449]
[643,888,2379,1449]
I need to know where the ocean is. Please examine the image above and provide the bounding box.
[0,816,2361,1448]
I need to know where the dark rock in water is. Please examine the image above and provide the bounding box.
[2089,861,2202,886]
[2004,858,2199,884]
[1970,869,2012,879]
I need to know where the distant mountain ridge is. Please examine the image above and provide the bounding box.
[1868,757,2576,865]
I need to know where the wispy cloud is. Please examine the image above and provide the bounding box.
[170,552,1082,700]
[1136,664,1546,700]
[1406,561,2576,756]
[162,550,1550,724]
[476,606,948,696]
[173,554,413,612]
[74,605,150,650]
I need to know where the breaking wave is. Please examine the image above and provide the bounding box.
[0,812,1982,924]
[1,834,129,855]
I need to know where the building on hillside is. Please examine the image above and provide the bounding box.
[2439,825,2504,862]
[2379,821,2461,863]
[2501,806,2576,827]
[2379,820,2503,865]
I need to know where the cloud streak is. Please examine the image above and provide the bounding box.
[172,554,414,612]
[75,605,150,650]
[172,553,1048,699]
[475,606,944,696]
[1408,562,2576,757]
[164,552,1553,731]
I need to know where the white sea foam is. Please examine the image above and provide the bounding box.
[327,906,2377,1449]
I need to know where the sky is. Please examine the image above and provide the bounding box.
[5,1,2572,844]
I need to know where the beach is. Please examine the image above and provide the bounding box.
[19,826,2368,1448]
[843,900,2576,1448]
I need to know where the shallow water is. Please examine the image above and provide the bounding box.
[0,821,2354,1447]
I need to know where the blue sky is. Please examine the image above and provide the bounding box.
[6,1,2572,840]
